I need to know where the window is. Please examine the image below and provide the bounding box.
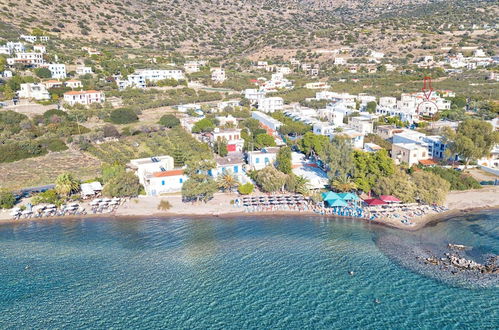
[234,166,238,173]
[179,178,183,183]
[265,157,269,164]
[255,158,260,164]
[162,180,165,186]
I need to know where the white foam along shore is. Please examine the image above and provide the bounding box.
[0,186,498,231]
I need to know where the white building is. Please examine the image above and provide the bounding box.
[258,97,284,113]
[244,89,266,103]
[18,83,50,100]
[0,42,25,54]
[184,60,207,73]
[33,45,46,53]
[76,66,93,75]
[211,68,226,83]
[45,63,66,79]
[20,35,38,43]
[392,143,430,166]
[64,79,83,89]
[208,128,245,153]
[348,114,376,135]
[7,52,44,66]
[304,82,331,89]
[117,69,185,89]
[130,156,187,196]
[251,111,283,132]
[63,90,105,106]
[217,100,240,112]
[246,147,280,170]
[334,58,347,65]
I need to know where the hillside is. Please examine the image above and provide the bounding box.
[0,0,497,57]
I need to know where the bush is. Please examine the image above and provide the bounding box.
[0,141,46,163]
[102,171,142,197]
[0,189,16,209]
[35,67,52,79]
[44,138,68,152]
[159,114,180,128]
[424,167,481,190]
[157,200,172,210]
[238,183,254,195]
[109,108,138,124]
[31,189,60,205]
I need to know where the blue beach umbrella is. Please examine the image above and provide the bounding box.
[322,191,342,202]
[326,198,348,207]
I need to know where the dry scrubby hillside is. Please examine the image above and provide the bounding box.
[0,0,497,56]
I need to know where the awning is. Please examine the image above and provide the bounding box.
[338,192,360,201]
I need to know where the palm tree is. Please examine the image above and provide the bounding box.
[217,171,238,193]
[294,175,311,195]
[55,173,80,197]
[331,175,357,192]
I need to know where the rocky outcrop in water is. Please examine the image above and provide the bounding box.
[421,253,498,274]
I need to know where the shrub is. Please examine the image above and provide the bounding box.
[157,200,172,210]
[109,108,138,124]
[0,142,46,163]
[159,114,180,128]
[34,67,52,79]
[0,189,16,209]
[238,183,254,195]
[31,189,60,205]
[424,167,481,190]
[44,138,68,152]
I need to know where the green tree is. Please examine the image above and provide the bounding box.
[238,183,254,195]
[372,169,415,203]
[192,118,215,133]
[3,84,14,100]
[445,119,499,166]
[35,67,52,79]
[31,189,60,205]
[298,132,329,156]
[276,146,292,174]
[321,136,354,180]
[252,166,287,193]
[285,174,310,195]
[102,164,126,183]
[366,101,377,113]
[0,189,15,209]
[352,150,395,192]
[182,159,218,202]
[159,114,180,128]
[102,171,142,197]
[411,171,450,205]
[254,133,276,149]
[213,138,228,157]
[109,108,138,124]
[55,173,80,197]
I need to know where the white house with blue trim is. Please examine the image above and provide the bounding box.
[246,147,280,170]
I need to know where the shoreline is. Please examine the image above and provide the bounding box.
[1,186,498,231]
[1,204,498,232]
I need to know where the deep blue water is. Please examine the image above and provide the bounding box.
[0,211,497,329]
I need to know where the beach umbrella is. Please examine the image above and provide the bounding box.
[326,199,348,207]
[338,192,360,201]
[379,195,401,203]
[363,199,387,206]
[322,191,341,202]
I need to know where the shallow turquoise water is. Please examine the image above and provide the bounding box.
[0,211,497,329]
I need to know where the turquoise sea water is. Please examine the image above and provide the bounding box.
[0,211,497,329]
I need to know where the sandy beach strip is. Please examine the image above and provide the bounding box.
[0,187,498,231]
